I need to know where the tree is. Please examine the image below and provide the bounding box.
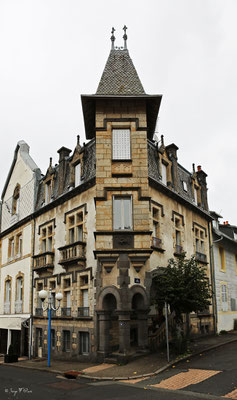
[151,253,212,324]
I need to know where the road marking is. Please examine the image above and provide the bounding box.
[119,377,148,384]
[150,368,221,390]
[81,363,115,373]
[225,388,237,399]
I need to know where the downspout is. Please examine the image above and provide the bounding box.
[29,217,36,359]
[208,222,219,334]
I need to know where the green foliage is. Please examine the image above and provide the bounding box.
[219,330,228,335]
[151,253,211,322]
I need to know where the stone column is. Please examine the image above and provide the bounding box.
[97,311,111,355]
[117,311,131,354]
[137,310,149,349]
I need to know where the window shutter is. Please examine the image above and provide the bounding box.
[112,129,131,160]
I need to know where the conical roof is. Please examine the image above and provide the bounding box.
[96,49,145,95]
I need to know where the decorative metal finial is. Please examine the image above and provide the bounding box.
[111,27,116,50]
[77,135,80,145]
[49,157,52,167]
[123,25,128,50]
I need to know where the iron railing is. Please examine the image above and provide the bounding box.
[61,307,71,317]
[78,307,89,317]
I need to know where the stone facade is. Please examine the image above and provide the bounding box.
[0,39,215,361]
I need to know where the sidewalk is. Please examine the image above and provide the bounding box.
[1,332,237,380]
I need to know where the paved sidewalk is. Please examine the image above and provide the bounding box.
[1,332,237,380]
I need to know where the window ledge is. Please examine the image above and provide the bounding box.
[112,159,132,163]
[151,246,165,253]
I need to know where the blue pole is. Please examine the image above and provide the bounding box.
[48,307,51,367]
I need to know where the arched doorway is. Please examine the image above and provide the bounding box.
[131,290,149,350]
[102,293,119,353]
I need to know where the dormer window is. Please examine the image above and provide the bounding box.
[45,181,52,205]
[194,187,198,205]
[161,163,167,185]
[182,181,188,192]
[75,163,81,187]
[112,129,131,160]
[12,184,20,215]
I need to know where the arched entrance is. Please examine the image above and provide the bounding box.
[131,289,149,350]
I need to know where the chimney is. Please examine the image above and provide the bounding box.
[196,165,208,211]
[166,143,179,191]
[57,147,71,195]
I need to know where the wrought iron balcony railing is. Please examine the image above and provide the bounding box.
[196,251,207,263]
[58,241,86,266]
[78,307,89,317]
[35,308,43,316]
[61,307,71,317]
[4,302,10,314]
[152,237,162,249]
[175,244,183,254]
[15,300,23,314]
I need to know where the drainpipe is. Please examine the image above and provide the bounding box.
[29,217,36,359]
[208,222,221,335]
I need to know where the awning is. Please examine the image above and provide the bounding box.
[0,315,30,330]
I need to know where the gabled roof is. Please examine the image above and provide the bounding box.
[96,49,145,95]
[1,141,40,201]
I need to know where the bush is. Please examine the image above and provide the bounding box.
[219,330,228,335]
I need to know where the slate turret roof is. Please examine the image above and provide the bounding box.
[96,49,145,95]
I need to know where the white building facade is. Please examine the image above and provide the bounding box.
[0,141,40,355]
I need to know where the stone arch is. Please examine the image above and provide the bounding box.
[129,285,149,310]
[97,286,121,310]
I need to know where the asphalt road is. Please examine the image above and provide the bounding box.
[1,341,237,400]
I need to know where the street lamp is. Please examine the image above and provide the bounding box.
[39,288,63,367]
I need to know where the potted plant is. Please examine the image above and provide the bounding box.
[4,344,18,363]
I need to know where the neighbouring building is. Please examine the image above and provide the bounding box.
[0,30,215,362]
[0,141,41,355]
[211,213,237,332]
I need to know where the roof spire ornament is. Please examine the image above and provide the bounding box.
[123,25,128,50]
[111,27,116,50]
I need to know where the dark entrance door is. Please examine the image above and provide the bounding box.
[11,330,21,355]
[0,329,8,354]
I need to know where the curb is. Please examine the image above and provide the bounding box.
[77,336,237,381]
[1,336,237,381]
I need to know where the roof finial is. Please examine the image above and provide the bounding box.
[123,25,128,50]
[111,27,115,50]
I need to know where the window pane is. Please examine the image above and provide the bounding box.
[113,198,122,230]
[112,129,131,160]
[161,164,167,185]
[77,225,83,241]
[123,198,131,229]
[75,163,81,187]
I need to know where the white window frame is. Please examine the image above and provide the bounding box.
[221,284,228,312]
[75,163,81,187]
[161,163,167,185]
[112,129,131,160]
[113,196,133,231]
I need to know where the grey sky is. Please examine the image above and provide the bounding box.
[0,0,236,223]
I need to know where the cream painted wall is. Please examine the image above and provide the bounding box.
[213,242,237,332]
[0,256,31,315]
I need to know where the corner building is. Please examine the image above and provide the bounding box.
[32,37,214,362]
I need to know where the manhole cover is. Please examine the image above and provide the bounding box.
[47,381,86,391]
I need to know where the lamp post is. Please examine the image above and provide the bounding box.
[39,288,63,367]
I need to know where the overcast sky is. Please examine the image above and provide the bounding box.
[0,0,236,223]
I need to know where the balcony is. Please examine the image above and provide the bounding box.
[196,251,207,263]
[78,307,90,317]
[15,300,23,314]
[152,237,164,252]
[61,307,71,317]
[4,302,10,314]
[174,244,183,255]
[35,308,43,316]
[48,309,57,318]
[33,252,54,271]
[58,241,86,267]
